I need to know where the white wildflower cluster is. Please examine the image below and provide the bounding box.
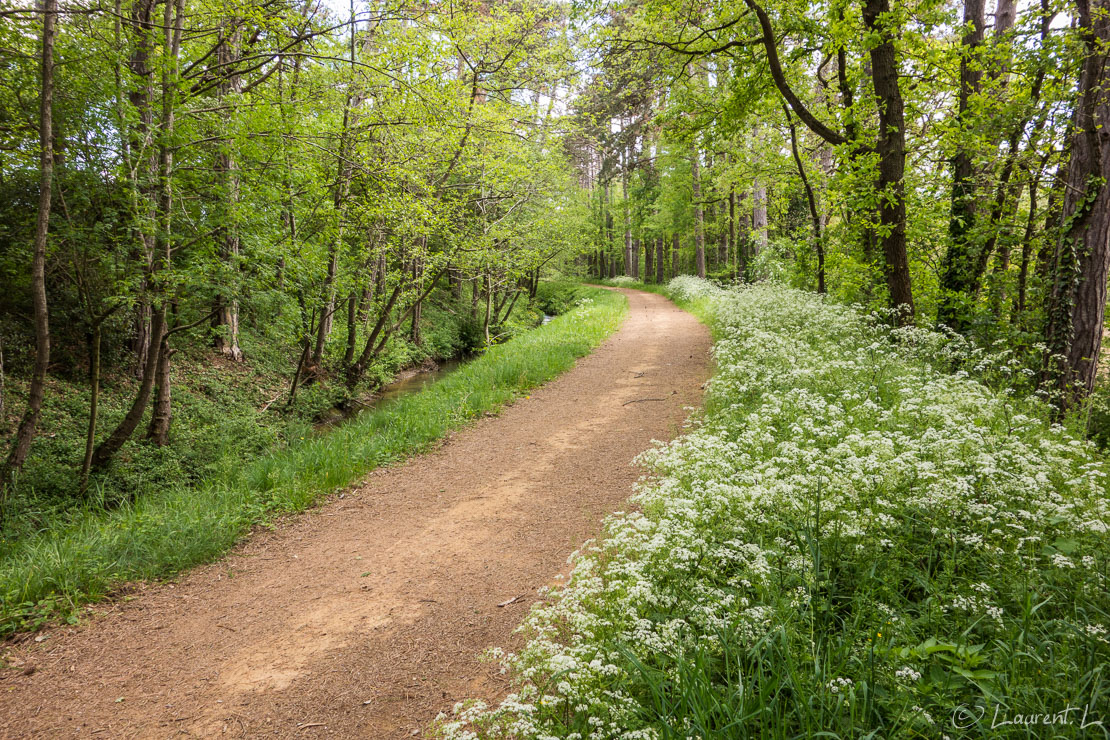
[436,280,1110,740]
[895,666,922,683]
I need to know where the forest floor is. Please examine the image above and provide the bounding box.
[0,288,710,739]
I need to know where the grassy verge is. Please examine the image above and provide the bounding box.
[0,286,627,636]
[439,277,1110,739]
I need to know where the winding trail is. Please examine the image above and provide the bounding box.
[0,289,711,739]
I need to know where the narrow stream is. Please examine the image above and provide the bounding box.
[375,356,465,405]
[320,314,554,427]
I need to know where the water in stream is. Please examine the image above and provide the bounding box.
[375,357,465,405]
[321,313,554,427]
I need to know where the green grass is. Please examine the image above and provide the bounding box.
[0,285,627,636]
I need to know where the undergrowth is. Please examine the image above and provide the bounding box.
[0,286,626,636]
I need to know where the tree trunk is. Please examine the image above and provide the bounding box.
[92,0,182,469]
[343,291,359,367]
[1043,0,1110,408]
[728,185,737,280]
[79,324,102,492]
[483,273,493,345]
[1015,177,1039,319]
[623,146,634,277]
[936,0,986,330]
[645,236,655,283]
[655,237,665,284]
[672,233,680,277]
[752,180,767,256]
[785,106,826,294]
[862,0,915,321]
[92,307,165,469]
[410,254,424,346]
[146,332,173,446]
[3,0,55,485]
[692,145,706,278]
[212,24,243,361]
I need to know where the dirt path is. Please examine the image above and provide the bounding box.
[0,289,711,739]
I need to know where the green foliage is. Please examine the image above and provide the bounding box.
[0,286,626,636]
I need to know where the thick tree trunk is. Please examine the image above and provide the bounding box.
[752,180,767,256]
[645,236,655,283]
[692,146,706,278]
[863,0,915,321]
[3,0,55,484]
[1043,0,1110,407]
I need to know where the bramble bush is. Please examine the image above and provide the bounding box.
[439,279,1110,739]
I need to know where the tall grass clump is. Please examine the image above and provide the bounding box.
[0,287,627,635]
[439,279,1110,739]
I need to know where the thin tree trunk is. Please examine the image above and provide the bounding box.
[92,0,182,469]
[1015,177,1039,319]
[92,307,165,469]
[937,0,986,329]
[146,331,174,445]
[692,145,706,278]
[79,324,102,493]
[212,24,243,361]
[483,273,493,345]
[729,185,737,280]
[343,291,359,367]
[784,106,826,293]
[2,0,55,486]
[672,233,680,277]
[655,237,665,284]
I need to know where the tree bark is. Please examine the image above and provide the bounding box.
[655,237,665,284]
[692,145,706,278]
[3,0,56,485]
[212,23,243,361]
[79,324,102,492]
[752,180,767,256]
[146,332,174,446]
[92,0,182,469]
[862,0,915,321]
[1043,0,1110,407]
